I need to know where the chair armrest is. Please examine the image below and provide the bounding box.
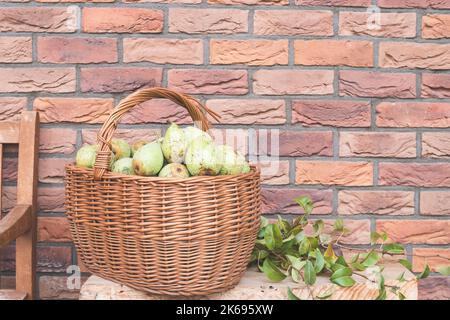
[0,205,32,247]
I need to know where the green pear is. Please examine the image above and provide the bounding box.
[131,140,149,157]
[75,144,97,168]
[132,141,164,176]
[162,123,186,164]
[185,138,222,176]
[112,157,134,175]
[216,145,250,175]
[158,163,190,178]
[183,126,212,146]
[111,138,131,160]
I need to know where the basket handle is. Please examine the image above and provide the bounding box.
[93,87,220,180]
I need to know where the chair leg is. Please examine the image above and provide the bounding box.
[15,226,36,300]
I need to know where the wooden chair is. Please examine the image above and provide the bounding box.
[0,111,39,300]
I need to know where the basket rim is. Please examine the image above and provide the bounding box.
[66,163,260,183]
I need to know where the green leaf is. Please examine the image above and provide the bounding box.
[399,259,412,272]
[398,292,406,300]
[277,215,291,234]
[350,254,360,264]
[294,196,314,215]
[331,267,352,280]
[376,287,387,300]
[324,244,337,262]
[314,249,325,273]
[304,260,316,286]
[417,264,430,280]
[361,250,379,267]
[286,255,306,271]
[287,287,300,300]
[350,262,367,271]
[437,266,450,276]
[396,272,406,282]
[264,224,283,250]
[313,219,324,235]
[298,238,311,256]
[291,268,301,283]
[261,258,286,282]
[260,216,269,228]
[308,237,319,250]
[331,276,355,287]
[370,231,381,244]
[336,256,349,267]
[316,288,334,300]
[382,243,405,255]
[334,218,344,232]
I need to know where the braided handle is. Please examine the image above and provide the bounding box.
[93,87,220,180]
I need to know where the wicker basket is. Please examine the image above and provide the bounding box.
[65,88,261,296]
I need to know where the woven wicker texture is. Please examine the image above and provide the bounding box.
[65,88,261,296]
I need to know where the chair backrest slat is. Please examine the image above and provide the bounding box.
[0,111,39,300]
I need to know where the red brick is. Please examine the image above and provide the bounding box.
[82,129,161,146]
[209,0,287,3]
[279,131,333,157]
[296,161,373,186]
[378,0,450,9]
[338,190,415,215]
[377,102,450,128]
[422,132,450,158]
[206,99,285,124]
[38,37,118,64]
[38,217,72,242]
[423,14,450,39]
[419,277,450,300]
[1,187,16,214]
[121,99,192,125]
[0,7,78,32]
[211,40,288,66]
[39,276,88,300]
[339,12,416,38]
[2,158,18,182]
[0,68,76,93]
[292,100,371,127]
[261,188,333,214]
[340,70,416,98]
[81,68,163,93]
[422,73,450,98]
[0,97,26,121]
[254,10,333,36]
[379,163,450,187]
[413,248,450,272]
[0,37,32,63]
[340,132,416,158]
[377,220,450,244]
[34,97,113,124]
[420,191,450,215]
[380,42,450,70]
[83,8,163,33]
[37,246,72,273]
[38,187,65,213]
[253,70,334,95]
[39,158,72,184]
[123,38,203,64]
[40,128,77,154]
[294,40,373,67]
[260,160,289,185]
[169,8,248,34]
[168,69,248,95]
[296,0,370,5]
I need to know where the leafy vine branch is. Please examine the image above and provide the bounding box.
[249,196,450,300]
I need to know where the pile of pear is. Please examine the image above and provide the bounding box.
[75,124,250,178]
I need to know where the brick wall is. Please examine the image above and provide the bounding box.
[0,0,449,300]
